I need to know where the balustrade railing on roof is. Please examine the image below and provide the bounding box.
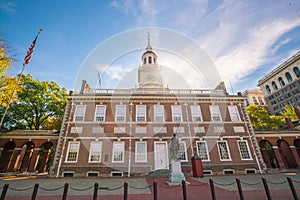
[82,88,225,95]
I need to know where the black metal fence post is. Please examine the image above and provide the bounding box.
[62,183,69,200]
[262,178,272,200]
[93,182,99,200]
[236,178,244,200]
[153,181,158,200]
[0,184,9,200]
[287,177,299,200]
[209,179,216,200]
[124,182,128,200]
[31,183,39,200]
[182,180,187,200]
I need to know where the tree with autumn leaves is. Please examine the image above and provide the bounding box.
[247,104,299,131]
[0,38,67,130]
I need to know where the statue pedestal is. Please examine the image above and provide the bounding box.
[168,160,185,184]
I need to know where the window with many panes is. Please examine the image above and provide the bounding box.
[66,142,80,162]
[154,105,164,122]
[196,141,209,161]
[209,105,222,121]
[112,142,125,162]
[237,140,252,160]
[190,105,202,122]
[286,72,293,83]
[171,105,182,122]
[89,142,102,162]
[94,105,106,122]
[217,141,231,161]
[178,142,188,162]
[74,105,86,122]
[136,105,146,122]
[135,142,147,162]
[115,105,126,122]
[228,105,241,121]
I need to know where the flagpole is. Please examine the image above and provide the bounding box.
[0,29,42,130]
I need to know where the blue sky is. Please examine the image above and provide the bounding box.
[1,0,300,93]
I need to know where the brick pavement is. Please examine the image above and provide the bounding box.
[0,173,300,199]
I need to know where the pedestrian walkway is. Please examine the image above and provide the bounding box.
[0,173,299,199]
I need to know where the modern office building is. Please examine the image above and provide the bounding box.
[50,38,265,177]
[258,51,300,115]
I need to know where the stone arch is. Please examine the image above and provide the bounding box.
[294,139,300,158]
[0,141,16,172]
[17,141,35,172]
[277,139,297,168]
[259,139,278,168]
[36,142,54,173]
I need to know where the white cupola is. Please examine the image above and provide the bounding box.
[138,34,163,89]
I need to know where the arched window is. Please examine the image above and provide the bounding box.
[258,97,264,105]
[272,81,278,90]
[266,85,271,95]
[143,58,146,64]
[252,97,258,105]
[278,77,285,87]
[148,56,152,64]
[286,72,293,83]
[294,66,300,78]
[153,58,156,64]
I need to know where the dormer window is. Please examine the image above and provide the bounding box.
[148,56,152,64]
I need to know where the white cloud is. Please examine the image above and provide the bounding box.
[108,0,300,91]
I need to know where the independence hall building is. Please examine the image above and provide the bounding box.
[51,40,265,177]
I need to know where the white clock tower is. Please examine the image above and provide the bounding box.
[138,35,164,89]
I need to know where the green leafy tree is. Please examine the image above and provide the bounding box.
[3,74,67,130]
[280,105,298,121]
[247,104,285,131]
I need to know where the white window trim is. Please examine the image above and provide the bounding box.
[135,141,147,162]
[179,141,188,162]
[86,171,99,177]
[112,141,125,163]
[190,105,203,122]
[217,140,232,161]
[154,105,165,122]
[136,105,146,122]
[94,105,106,122]
[115,105,126,122]
[223,169,235,174]
[65,141,80,163]
[88,141,103,163]
[196,141,210,161]
[209,105,222,122]
[237,140,253,160]
[228,105,241,122]
[171,105,182,122]
[74,105,86,122]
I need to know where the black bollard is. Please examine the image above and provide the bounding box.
[62,183,69,200]
[153,181,158,200]
[287,177,298,200]
[93,182,99,200]
[31,183,39,200]
[182,180,187,200]
[262,178,272,200]
[124,182,128,200]
[0,184,9,200]
[236,178,244,200]
[209,179,216,200]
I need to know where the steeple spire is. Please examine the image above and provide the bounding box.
[146,32,152,51]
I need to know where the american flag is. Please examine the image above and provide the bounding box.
[23,29,42,67]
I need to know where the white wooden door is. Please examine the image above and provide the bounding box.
[154,142,169,170]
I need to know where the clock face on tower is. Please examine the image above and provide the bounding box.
[145,73,162,85]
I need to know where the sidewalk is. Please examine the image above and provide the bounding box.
[0,173,299,199]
